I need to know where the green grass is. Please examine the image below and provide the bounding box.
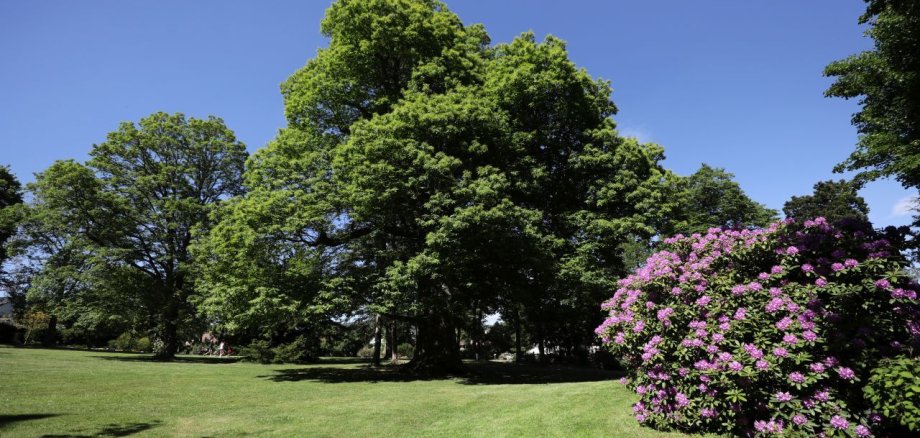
[1,345,687,437]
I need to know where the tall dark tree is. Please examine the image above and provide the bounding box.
[667,164,777,236]
[196,0,677,372]
[21,113,246,359]
[783,179,870,223]
[826,0,920,191]
[0,165,23,266]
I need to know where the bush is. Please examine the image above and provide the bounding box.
[356,345,375,358]
[107,332,151,352]
[134,337,152,353]
[596,218,920,436]
[240,336,320,364]
[864,355,920,432]
[396,342,414,358]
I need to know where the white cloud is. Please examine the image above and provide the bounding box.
[891,196,919,217]
[618,125,653,142]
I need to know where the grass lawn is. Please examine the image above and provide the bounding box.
[1,345,687,437]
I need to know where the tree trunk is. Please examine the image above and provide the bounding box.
[42,314,58,347]
[514,311,522,363]
[538,336,545,363]
[372,314,383,367]
[390,320,398,364]
[154,300,179,360]
[408,310,463,374]
[383,321,392,360]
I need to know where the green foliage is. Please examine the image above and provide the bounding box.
[108,331,152,352]
[196,0,677,371]
[783,179,870,223]
[666,164,777,236]
[240,336,320,364]
[0,164,23,265]
[826,0,920,191]
[397,342,415,358]
[19,112,247,359]
[864,355,920,432]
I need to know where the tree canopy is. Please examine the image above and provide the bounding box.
[783,179,870,223]
[665,164,777,236]
[194,0,680,372]
[18,113,247,358]
[826,0,920,191]
[0,165,23,266]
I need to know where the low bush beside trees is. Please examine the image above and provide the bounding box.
[597,218,920,436]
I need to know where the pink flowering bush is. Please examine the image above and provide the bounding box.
[596,218,919,436]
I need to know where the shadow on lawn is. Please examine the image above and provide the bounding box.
[40,420,162,437]
[260,361,622,385]
[0,414,60,428]
[92,355,242,364]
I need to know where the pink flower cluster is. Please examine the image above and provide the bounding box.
[597,218,920,436]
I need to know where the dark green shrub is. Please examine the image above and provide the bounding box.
[397,342,414,358]
[241,336,320,364]
[864,356,920,433]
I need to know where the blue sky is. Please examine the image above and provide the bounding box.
[0,0,915,227]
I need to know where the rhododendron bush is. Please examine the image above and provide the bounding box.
[596,218,919,436]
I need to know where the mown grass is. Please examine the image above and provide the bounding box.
[0,345,688,437]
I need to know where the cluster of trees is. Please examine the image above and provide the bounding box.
[0,0,915,372]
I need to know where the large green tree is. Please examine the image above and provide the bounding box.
[783,179,870,223]
[21,113,247,358]
[196,0,677,372]
[667,164,777,236]
[826,0,920,191]
[0,165,23,266]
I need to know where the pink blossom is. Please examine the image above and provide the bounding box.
[733,307,747,320]
[830,415,849,430]
[837,367,855,380]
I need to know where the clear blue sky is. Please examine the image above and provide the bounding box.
[0,0,915,227]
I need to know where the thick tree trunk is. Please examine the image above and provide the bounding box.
[154,300,179,360]
[42,314,58,347]
[372,314,383,367]
[408,310,463,374]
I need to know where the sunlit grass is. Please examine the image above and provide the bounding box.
[1,345,690,437]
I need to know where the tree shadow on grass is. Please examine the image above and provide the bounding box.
[259,361,623,385]
[317,357,373,365]
[40,420,162,437]
[0,414,60,428]
[92,355,242,364]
